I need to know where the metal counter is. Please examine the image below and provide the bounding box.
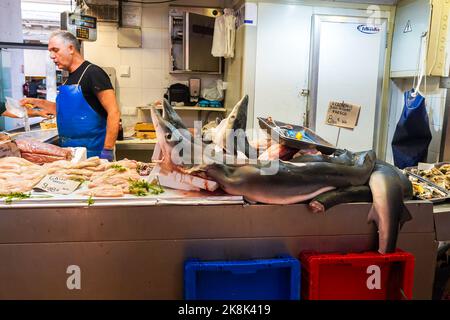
[432,203,450,241]
[8,128,58,144]
[0,200,437,299]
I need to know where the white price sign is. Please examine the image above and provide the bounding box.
[34,175,81,195]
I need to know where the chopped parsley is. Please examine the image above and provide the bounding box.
[129,178,164,196]
[0,192,31,204]
[87,195,95,206]
[111,164,127,172]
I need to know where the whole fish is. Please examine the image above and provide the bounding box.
[151,106,238,171]
[213,95,258,158]
[308,159,413,213]
[200,151,376,204]
[162,99,189,133]
[309,186,373,213]
[290,149,354,165]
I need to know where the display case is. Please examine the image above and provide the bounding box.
[169,6,223,74]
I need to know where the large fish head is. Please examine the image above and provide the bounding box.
[151,106,194,168]
[213,95,253,157]
[162,99,188,130]
[230,94,249,132]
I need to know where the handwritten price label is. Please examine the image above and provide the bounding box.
[34,175,81,195]
[325,101,361,129]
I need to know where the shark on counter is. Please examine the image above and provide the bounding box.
[151,97,413,254]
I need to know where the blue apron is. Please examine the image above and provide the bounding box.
[391,89,432,169]
[56,64,106,158]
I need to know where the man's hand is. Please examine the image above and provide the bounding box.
[20,97,40,107]
[20,98,57,117]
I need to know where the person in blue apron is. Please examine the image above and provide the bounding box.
[20,31,120,161]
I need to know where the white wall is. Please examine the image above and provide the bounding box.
[83,3,227,129]
[0,0,27,131]
[24,50,48,77]
[254,3,312,127]
[0,0,24,42]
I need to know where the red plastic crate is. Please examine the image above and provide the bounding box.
[299,249,415,300]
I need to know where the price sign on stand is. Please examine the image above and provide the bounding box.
[325,101,361,146]
[34,175,82,195]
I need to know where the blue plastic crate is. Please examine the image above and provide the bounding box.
[184,256,300,300]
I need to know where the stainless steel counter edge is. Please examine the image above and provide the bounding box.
[0,201,434,244]
[433,203,450,241]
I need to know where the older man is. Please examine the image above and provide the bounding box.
[21,30,120,161]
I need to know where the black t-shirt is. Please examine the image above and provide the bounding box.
[64,61,113,119]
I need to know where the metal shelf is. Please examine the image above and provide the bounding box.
[137,105,226,112]
[169,70,223,75]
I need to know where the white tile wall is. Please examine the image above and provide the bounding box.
[142,68,167,89]
[141,49,163,69]
[120,49,142,67]
[84,45,120,68]
[142,28,164,49]
[142,6,165,28]
[119,87,143,106]
[142,88,167,106]
[161,29,170,49]
[95,30,118,47]
[117,66,142,88]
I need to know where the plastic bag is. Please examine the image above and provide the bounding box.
[201,80,225,101]
[5,97,26,117]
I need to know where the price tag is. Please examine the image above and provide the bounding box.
[325,101,361,129]
[34,175,82,195]
[417,162,435,171]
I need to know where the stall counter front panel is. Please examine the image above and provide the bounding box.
[0,201,437,299]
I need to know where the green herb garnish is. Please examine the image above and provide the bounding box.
[87,195,95,206]
[0,192,31,204]
[128,178,164,196]
[111,164,127,172]
[69,177,85,183]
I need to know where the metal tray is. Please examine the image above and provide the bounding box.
[257,117,337,155]
[404,171,449,203]
[404,163,450,193]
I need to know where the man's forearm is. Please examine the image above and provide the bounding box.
[103,110,120,149]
